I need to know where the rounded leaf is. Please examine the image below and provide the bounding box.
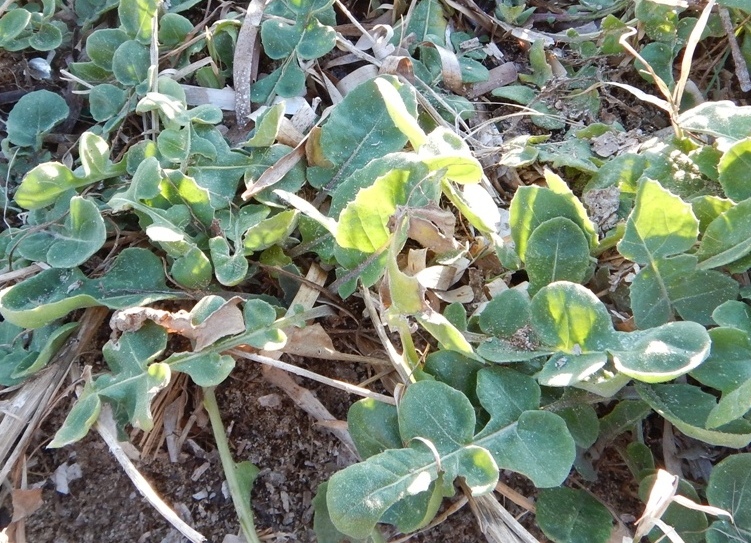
[5,90,69,149]
[89,83,128,122]
[531,281,616,352]
[86,28,129,70]
[525,217,591,293]
[612,322,711,383]
[0,9,32,46]
[112,40,150,86]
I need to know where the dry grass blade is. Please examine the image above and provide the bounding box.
[233,0,265,126]
[674,0,716,105]
[0,307,108,484]
[96,405,207,543]
[466,489,540,543]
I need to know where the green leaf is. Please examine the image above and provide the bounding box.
[157,127,190,163]
[335,161,433,253]
[707,454,751,532]
[243,210,298,252]
[691,195,734,233]
[718,137,751,201]
[697,198,751,271]
[404,0,447,46]
[309,76,416,191]
[424,350,484,404]
[313,483,374,543]
[85,28,128,70]
[112,40,150,86]
[97,323,170,429]
[327,380,574,539]
[712,301,751,333]
[5,90,69,150]
[530,282,617,352]
[706,377,751,428]
[636,42,674,87]
[348,398,402,459]
[165,351,235,386]
[509,171,597,262]
[415,309,478,360]
[170,247,212,289]
[209,237,248,286]
[243,103,284,147]
[524,40,554,89]
[598,400,651,444]
[478,289,532,338]
[374,77,427,150]
[0,322,78,385]
[15,163,84,209]
[51,323,171,447]
[629,254,738,329]
[536,488,613,543]
[419,128,482,183]
[618,178,699,264]
[159,13,193,46]
[537,352,608,387]
[188,125,251,209]
[691,327,751,393]
[0,9,31,46]
[84,130,122,179]
[636,383,751,447]
[556,404,599,449]
[525,217,592,293]
[89,82,129,122]
[29,22,63,51]
[119,0,158,43]
[48,389,102,447]
[45,196,107,267]
[612,322,711,383]
[297,18,336,60]
[678,101,751,151]
[476,367,539,427]
[0,248,181,329]
[476,337,550,363]
[261,19,302,59]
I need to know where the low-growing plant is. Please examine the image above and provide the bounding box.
[4,0,751,541]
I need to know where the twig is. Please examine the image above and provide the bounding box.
[230,350,396,405]
[96,406,206,543]
[719,5,751,92]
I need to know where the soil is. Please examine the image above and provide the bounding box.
[18,353,495,542]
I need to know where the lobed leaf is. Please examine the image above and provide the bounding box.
[328,380,574,539]
[0,248,182,329]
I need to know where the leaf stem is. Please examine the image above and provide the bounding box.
[203,387,262,543]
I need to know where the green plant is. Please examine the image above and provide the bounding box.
[5,0,751,541]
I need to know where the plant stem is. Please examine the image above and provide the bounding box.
[203,387,262,543]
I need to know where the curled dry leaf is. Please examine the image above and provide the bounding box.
[110,297,246,351]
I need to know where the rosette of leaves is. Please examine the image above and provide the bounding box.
[317,372,575,539]
[252,0,336,103]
